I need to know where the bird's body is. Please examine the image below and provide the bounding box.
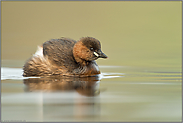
[23,37,107,77]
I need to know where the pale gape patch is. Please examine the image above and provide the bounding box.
[93,52,99,57]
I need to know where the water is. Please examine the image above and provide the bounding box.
[1,1,182,122]
[1,65,181,122]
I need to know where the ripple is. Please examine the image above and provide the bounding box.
[101,72,125,79]
[99,65,125,68]
[1,67,124,80]
[1,67,39,80]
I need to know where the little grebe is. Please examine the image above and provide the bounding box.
[23,37,107,77]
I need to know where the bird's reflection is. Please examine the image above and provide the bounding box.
[23,75,101,97]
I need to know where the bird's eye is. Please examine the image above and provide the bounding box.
[90,47,94,51]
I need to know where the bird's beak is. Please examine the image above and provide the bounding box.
[94,50,108,59]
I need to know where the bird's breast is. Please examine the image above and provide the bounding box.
[73,62,100,76]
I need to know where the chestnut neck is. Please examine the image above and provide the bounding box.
[73,41,88,66]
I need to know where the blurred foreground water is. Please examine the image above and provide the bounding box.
[1,65,181,122]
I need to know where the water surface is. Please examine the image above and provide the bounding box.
[1,65,181,122]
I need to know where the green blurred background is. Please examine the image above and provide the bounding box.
[1,1,182,68]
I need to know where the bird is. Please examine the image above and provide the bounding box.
[23,37,107,77]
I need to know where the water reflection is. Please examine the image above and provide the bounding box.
[24,76,101,97]
[19,76,101,121]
